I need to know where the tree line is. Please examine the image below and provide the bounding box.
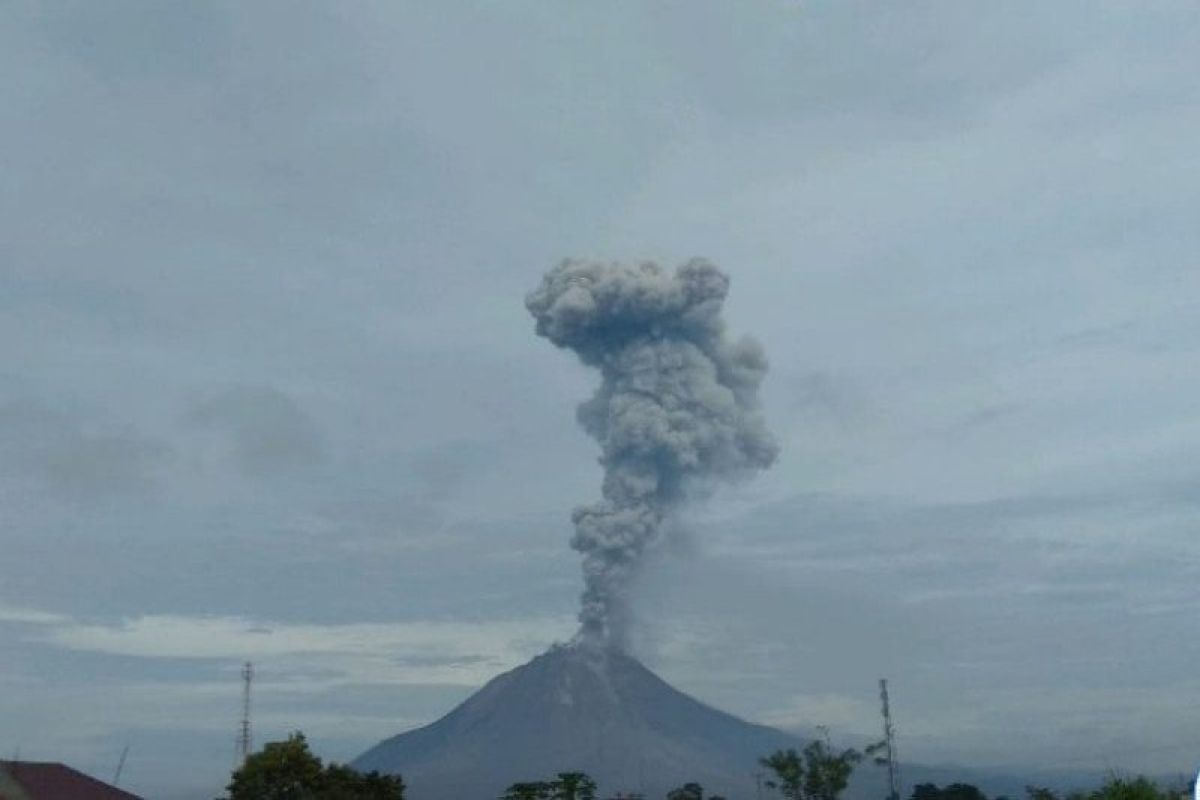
[217,731,1193,800]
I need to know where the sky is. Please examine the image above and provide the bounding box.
[3,2,1200,798]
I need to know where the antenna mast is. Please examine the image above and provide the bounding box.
[879,678,900,800]
[237,662,254,762]
[112,745,129,787]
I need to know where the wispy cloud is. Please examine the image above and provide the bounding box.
[4,605,577,687]
[758,692,880,734]
[0,604,70,625]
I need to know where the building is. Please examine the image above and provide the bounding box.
[0,760,143,800]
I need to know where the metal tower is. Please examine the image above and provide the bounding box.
[879,679,900,800]
[112,745,129,787]
[237,662,254,762]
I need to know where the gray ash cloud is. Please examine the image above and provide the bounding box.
[526,259,777,647]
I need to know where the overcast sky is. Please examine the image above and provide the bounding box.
[4,2,1200,798]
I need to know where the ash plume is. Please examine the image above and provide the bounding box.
[526,259,778,648]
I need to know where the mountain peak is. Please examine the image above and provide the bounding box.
[353,645,800,799]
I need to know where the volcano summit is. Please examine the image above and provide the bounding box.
[353,641,800,799]
[352,263,789,797]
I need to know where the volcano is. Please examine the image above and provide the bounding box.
[353,642,802,799]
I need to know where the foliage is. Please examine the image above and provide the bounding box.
[1025,775,1188,800]
[1026,787,1060,800]
[1089,776,1187,800]
[759,740,866,800]
[667,783,704,800]
[320,763,407,800]
[665,782,724,800]
[219,732,404,800]
[907,774,1191,800]
[912,783,989,800]
[503,782,555,800]
[503,772,597,800]
[554,771,599,800]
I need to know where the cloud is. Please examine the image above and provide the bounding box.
[758,692,880,734]
[0,604,69,625]
[19,609,577,687]
[0,399,168,497]
[187,385,325,475]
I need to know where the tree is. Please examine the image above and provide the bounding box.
[503,782,555,800]
[760,740,864,800]
[504,773,597,800]
[1092,777,1180,800]
[667,783,704,800]
[666,783,725,800]
[1086,775,1185,800]
[911,784,988,800]
[222,732,325,800]
[1025,775,1188,800]
[219,732,404,800]
[553,772,598,800]
[322,763,407,800]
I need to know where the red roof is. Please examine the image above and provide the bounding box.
[0,761,143,800]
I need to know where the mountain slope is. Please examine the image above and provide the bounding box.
[354,642,1113,800]
[353,642,800,799]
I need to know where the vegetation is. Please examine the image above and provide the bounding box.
[502,782,555,800]
[665,782,724,800]
[502,773,733,800]
[501,771,598,800]
[506,735,867,800]
[759,739,872,800]
[665,783,704,800]
[226,732,1195,800]
[912,783,991,800]
[218,732,405,800]
[911,775,1190,800]
[1024,776,1189,800]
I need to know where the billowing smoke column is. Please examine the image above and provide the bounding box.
[526,259,778,649]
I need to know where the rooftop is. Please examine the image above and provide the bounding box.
[0,760,142,800]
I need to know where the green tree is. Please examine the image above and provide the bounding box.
[667,783,704,800]
[219,732,404,800]
[223,732,325,800]
[1026,787,1059,800]
[760,740,864,800]
[552,772,598,800]
[1026,774,1187,800]
[503,781,555,800]
[1087,775,1184,800]
[911,784,988,800]
[503,772,598,800]
[666,783,724,800]
[322,763,406,800]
